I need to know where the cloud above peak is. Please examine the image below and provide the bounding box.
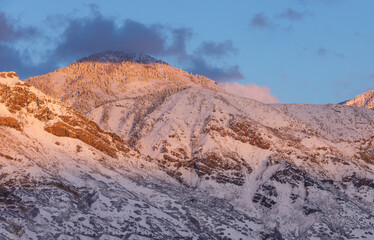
[49,10,244,82]
[219,82,280,104]
[53,16,171,62]
[0,8,243,82]
[196,40,238,58]
[0,13,37,42]
[187,57,243,82]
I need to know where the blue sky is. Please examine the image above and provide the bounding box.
[1,0,373,104]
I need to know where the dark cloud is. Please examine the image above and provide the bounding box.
[0,12,37,42]
[187,57,243,82]
[249,13,273,29]
[51,12,194,64]
[317,47,344,58]
[0,44,56,79]
[0,12,49,79]
[165,27,193,57]
[53,16,162,62]
[46,11,243,81]
[1,8,242,82]
[0,45,24,70]
[277,9,305,21]
[196,40,238,58]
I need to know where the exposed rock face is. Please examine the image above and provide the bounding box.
[0,116,21,130]
[344,89,374,109]
[0,78,129,159]
[0,72,18,79]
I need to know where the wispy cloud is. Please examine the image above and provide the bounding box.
[0,13,37,42]
[249,13,274,30]
[317,47,345,58]
[195,40,238,58]
[187,57,243,82]
[219,82,280,104]
[277,9,306,21]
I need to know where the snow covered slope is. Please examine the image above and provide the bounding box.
[0,72,267,239]
[344,89,374,110]
[90,87,374,239]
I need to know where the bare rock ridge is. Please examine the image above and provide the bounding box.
[344,89,374,110]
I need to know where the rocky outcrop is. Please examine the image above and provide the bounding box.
[0,117,21,130]
[0,72,18,79]
[0,78,130,159]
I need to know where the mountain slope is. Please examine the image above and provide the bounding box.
[1,72,264,239]
[344,89,374,110]
[23,52,374,239]
[90,87,374,239]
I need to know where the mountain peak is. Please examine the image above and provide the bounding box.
[27,54,222,113]
[76,51,167,65]
[344,89,374,109]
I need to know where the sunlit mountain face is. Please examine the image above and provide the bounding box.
[26,51,222,114]
[344,89,374,110]
[0,54,373,239]
[3,0,374,238]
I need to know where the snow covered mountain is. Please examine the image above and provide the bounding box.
[344,89,374,110]
[26,51,221,113]
[0,72,263,239]
[9,52,374,239]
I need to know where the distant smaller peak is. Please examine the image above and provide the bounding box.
[76,51,168,65]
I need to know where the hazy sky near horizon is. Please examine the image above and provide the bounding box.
[1,0,373,104]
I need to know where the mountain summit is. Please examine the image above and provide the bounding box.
[344,89,374,110]
[26,51,222,113]
[77,51,167,64]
